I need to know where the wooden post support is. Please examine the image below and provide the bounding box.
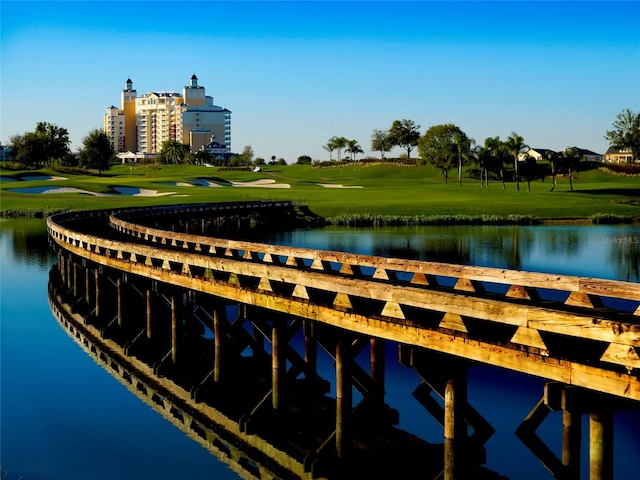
[272,320,285,412]
[590,410,613,480]
[94,269,100,318]
[370,338,385,407]
[72,262,78,297]
[444,365,468,480]
[66,256,73,289]
[213,305,222,383]
[85,267,91,305]
[562,408,582,480]
[117,278,123,327]
[171,294,178,364]
[336,336,352,459]
[58,252,65,283]
[146,289,152,339]
[304,320,317,377]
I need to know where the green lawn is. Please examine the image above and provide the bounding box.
[1,163,638,221]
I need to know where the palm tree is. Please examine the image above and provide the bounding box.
[545,150,560,192]
[332,136,348,162]
[506,133,528,191]
[453,133,473,186]
[158,140,190,164]
[346,139,364,161]
[559,147,584,192]
[479,136,508,189]
[323,141,335,161]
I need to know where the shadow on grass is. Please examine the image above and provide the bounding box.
[572,188,640,197]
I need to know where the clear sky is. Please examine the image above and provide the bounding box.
[1,1,639,161]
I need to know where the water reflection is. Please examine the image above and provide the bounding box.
[2,219,639,480]
[0,218,54,268]
[264,223,639,282]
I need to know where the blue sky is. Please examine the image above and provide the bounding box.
[1,1,639,161]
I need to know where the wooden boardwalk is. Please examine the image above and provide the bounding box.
[48,202,640,401]
[47,201,640,479]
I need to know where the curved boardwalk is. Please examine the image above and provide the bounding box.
[48,201,640,479]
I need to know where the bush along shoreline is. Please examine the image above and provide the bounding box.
[327,213,544,227]
[2,208,636,226]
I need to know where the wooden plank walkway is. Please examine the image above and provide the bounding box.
[48,203,640,401]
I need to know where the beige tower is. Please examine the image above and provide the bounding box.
[121,79,137,152]
[183,74,206,107]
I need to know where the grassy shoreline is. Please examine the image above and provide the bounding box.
[1,163,638,225]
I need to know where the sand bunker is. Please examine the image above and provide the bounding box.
[191,178,290,188]
[230,179,290,188]
[9,186,106,196]
[318,183,362,189]
[8,186,178,197]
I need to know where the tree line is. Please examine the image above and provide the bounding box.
[320,109,639,191]
[5,109,638,178]
[7,123,114,174]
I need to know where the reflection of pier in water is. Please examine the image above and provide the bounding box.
[47,202,640,479]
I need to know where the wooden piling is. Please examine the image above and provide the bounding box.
[213,305,222,382]
[117,278,122,327]
[72,262,78,297]
[444,365,468,480]
[171,294,177,364]
[370,338,385,407]
[94,269,100,318]
[85,267,91,305]
[562,408,581,480]
[590,410,613,480]
[146,289,152,339]
[272,321,285,412]
[304,320,317,377]
[336,336,352,459]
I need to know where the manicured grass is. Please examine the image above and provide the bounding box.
[1,163,638,221]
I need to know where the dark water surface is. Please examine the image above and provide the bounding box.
[1,219,639,479]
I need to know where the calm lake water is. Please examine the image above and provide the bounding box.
[1,219,639,479]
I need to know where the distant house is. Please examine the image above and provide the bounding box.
[202,139,234,162]
[521,148,556,161]
[571,147,602,162]
[0,145,12,162]
[522,147,603,162]
[604,147,635,163]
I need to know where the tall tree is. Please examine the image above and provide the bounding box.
[505,132,528,191]
[194,150,213,166]
[605,109,640,163]
[323,141,335,161]
[9,132,46,167]
[78,129,115,174]
[453,132,474,186]
[9,122,71,167]
[35,122,71,166]
[158,140,190,164]
[371,129,392,160]
[330,136,348,162]
[545,150,560,192]
[558,147,584,192]
[475,136,509,189]
[240,145,255,166]
[346,139,364,161]
[388,119,421,159]
[519,153,539,192]
[418,124,469,184]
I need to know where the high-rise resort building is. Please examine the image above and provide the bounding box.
[103,75,231,160]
